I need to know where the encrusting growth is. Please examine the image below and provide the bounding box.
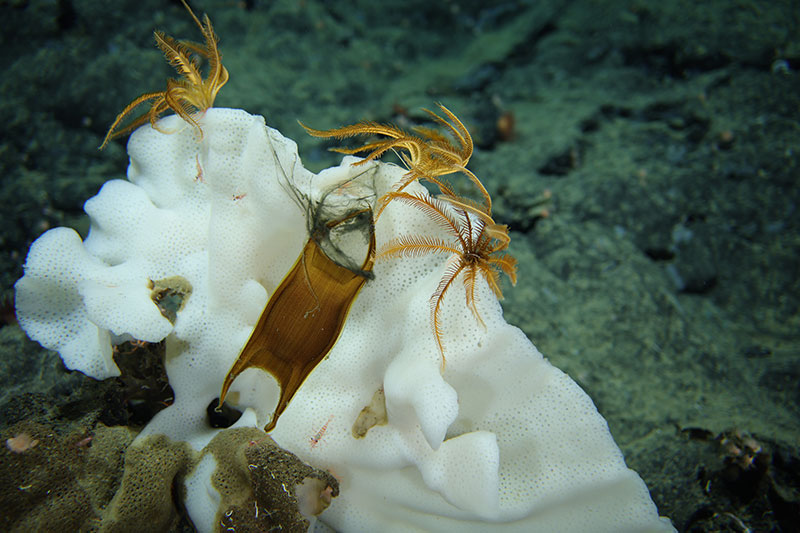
[303,104,517,368]
[100,0,228,149]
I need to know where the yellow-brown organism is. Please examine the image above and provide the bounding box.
[302,103,493,221]
[100,0,228,148]
[378,191,516,368]
[303,105,517,368]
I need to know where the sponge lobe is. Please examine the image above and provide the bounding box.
[16,228,118,378]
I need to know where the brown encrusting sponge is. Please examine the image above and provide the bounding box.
[0,421,135,532]
[211,428,339,532]
[99,428,338,532]
[101,434,193,532]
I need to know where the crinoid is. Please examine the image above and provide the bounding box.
[304,104,517,368]
[100,0,228,149]
[301,103,492,219]
[378,191,517,369]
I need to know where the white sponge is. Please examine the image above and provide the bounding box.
[16,225,172,378]
[15,109,675,532]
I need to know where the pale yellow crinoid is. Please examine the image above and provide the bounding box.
[378,191,517,368]
[301,103,493,220]
[303,105,517,368]
[100,0,228,148]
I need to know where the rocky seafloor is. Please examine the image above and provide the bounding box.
[1,1,798,531]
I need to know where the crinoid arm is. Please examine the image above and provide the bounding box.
[490,253,518,287]
[175,6,229,109]
[301,121,410,142]
[163,80,203,133]
[99,92,168,149]
[392,161,456,196]
[423,103,473,158]
[181,3,226,78]
[452,166,492,216]
[377,234,461,260]
[299,121,422,165]
[331,138,415,165]
[154,30,204,89]
[429,255,468,369]
[378,191,465,242]
[462,264,487,327]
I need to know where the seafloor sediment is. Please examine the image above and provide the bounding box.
[0,1,797,531]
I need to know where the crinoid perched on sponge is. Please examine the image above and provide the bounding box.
[13,3,676,533]
[99,0,228,149]
[303,105,516,369]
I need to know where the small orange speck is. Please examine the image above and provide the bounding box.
[496,111,515,141]
[717,129,734,149]
[6,432,39,453]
